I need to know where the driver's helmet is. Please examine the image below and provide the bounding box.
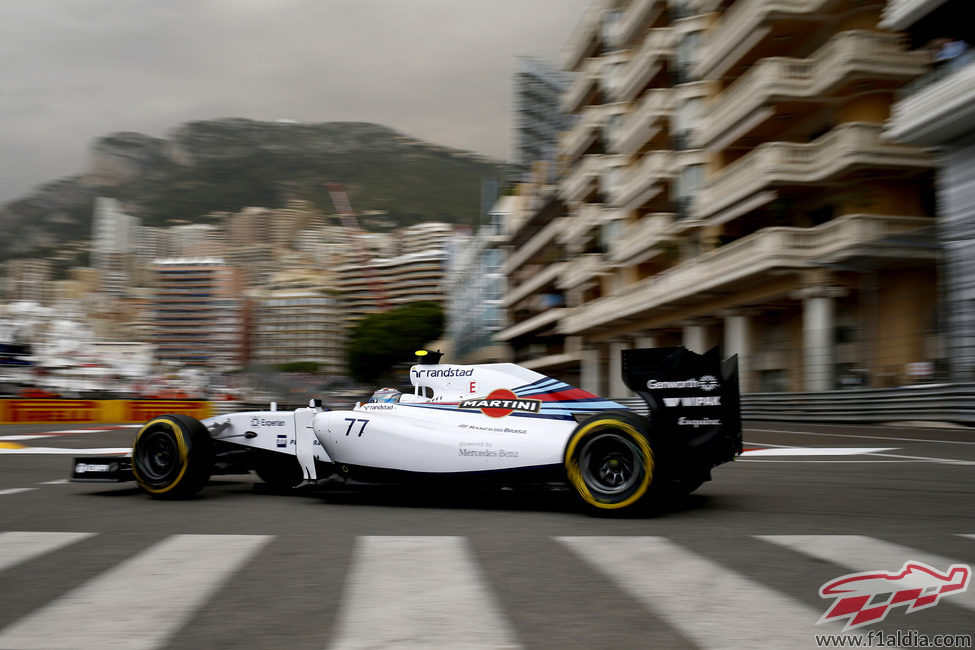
[368,387,402,403]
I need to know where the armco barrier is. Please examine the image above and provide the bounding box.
[0,399,213,425]
[617,383,975,425]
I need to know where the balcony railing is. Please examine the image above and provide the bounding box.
[607,213,675,265]
[558,203,606,247]
[562,58,602,113]
[608,150,675,210]
[697,30,927,149]
[503,262,567,308]
[694,122,934,220]
[560,213,934,334]
[611,88,674,156]
[556,253,608,290]
[695,0,833,80]
[886,53,975,146]
[610,28,675,103]
[559,154,606,203]
[504,217,566,275]
[615,0,666,49]
[558,105,608,162]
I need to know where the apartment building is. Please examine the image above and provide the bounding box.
[335,223,454,329]
[249,271,345,375]
[152,259,247,370]
[882,0,975,381]
[504,0,939,394]
[91,197,140,297]
[3,258,53,303]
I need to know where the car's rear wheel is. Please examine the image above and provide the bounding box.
[132,414,213,499]
[564,411,655,513]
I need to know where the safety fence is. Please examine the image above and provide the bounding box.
[617,383,975,425]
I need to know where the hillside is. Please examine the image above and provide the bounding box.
[0,119,513,262]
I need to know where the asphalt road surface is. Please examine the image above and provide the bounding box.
[1,419,973,649]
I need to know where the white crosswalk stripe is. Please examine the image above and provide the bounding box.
[0,532,970,649]
[758,534,975,612]
[557,536,862,649]
[0,531,94,572]
[328,535,521,649]
[0,534,272,650]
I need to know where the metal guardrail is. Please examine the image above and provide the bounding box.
[616,383,975,425]
[226,384,975,426]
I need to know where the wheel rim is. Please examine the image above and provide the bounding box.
[137,429,179,481]
[578,432,642,496]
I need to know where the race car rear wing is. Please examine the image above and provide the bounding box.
[621,346,742,468]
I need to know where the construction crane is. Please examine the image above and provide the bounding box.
[325,182,391,312]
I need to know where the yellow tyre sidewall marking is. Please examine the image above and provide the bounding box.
[131,418,189,494]
[565,418,654,510]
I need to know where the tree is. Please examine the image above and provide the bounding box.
[346,302,445,383]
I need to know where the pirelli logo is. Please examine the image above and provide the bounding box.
[3,400,98,423]
[459,389,541,418]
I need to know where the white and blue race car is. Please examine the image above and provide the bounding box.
[72,346,741,514]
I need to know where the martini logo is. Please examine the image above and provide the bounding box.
[818,561,971,631]
[459,389,541,418]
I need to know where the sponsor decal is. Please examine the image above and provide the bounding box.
[250,416,287,427]
[276,434,287,448]
[411,367,475,379]
[75,462,113,474]
[5,400,99,423]
[663,396,722,407]
[126,400,210,422]
[677,416,721,428]
[457,441,519,458]
[646,375,720,392]
[459,389,541,418]
[818,561,971,631]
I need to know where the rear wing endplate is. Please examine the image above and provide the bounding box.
[621,346,742,464]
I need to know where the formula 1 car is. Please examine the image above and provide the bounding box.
[71,346,741,514]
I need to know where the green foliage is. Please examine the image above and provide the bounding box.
[347,302,445,383]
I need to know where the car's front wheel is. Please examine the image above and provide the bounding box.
[564,411,655,513]
[132,414,213,499]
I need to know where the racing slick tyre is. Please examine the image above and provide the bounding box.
[253,451,305,491]
[131,414,214,499]
[564,410,656,514]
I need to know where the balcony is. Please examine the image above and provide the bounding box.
[562,3,605,71]
[696,30,928,150]
[558,105,608,163]
[559,155,606,203]
[610,28,675,103]
[613,0,666,49]
[694,122,934,220]
[504,217,566,275]
[559,213,934,334]
[611,88,674,156]
[608,151,675,211]
[495,308,568,342]
[559,204,607,251]
[562,58,602,114]
[556,253,609,290]
[607,213,675,266]
[503,262,567,308]
[886,53,975,146]
[694,0,835,80]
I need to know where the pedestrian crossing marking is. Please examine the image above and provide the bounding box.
[557,536,863,649]
[328,536,521,649]
[0,531,95,573]
[0,532,970,649]
[758,534,975,612]
[0,534,271,650]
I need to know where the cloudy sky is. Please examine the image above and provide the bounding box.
[0,0,592,206]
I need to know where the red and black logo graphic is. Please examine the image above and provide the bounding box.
[459,389,542,418]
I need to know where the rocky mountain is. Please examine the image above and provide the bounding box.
[0,119,512,264]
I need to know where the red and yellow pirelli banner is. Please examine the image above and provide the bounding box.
[0,399,214,425]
